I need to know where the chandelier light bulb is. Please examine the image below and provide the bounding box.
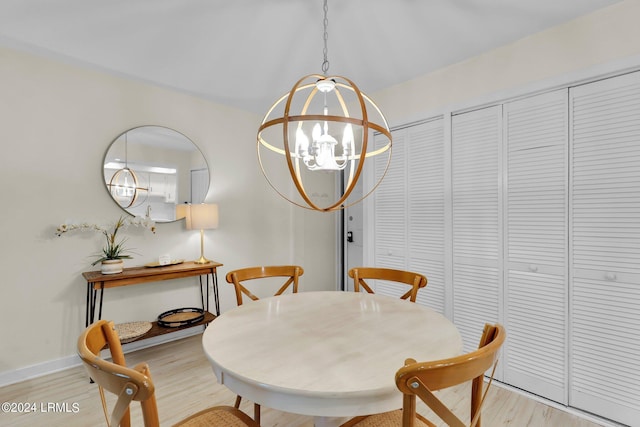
[296,127,310,158]
[312,123,322,142]
[342,123,354,154]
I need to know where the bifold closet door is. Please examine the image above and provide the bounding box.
[372,120,446,314]
[406,120,446,311]
[373,128,408,282]
[451,106,502,355]
[569,70,640,426]
[503,89,568,404]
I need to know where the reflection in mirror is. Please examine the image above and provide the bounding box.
[103,126,209,222]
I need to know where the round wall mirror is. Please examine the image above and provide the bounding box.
[103,126,210,223]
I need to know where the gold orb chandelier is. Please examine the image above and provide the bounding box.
[257,0,392,212]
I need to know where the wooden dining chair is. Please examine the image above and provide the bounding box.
[348,267,427,302]
[78,320,259,427]
[225,264,304,422]
[226,265,305,306]
[341,323,506,427]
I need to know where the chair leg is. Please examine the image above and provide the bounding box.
[254,403,260,424]
[471,379,482,427]
[403,394,416,427]
[234,395,259,423]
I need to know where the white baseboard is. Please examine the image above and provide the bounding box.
[0,354,80,389]
[0,326,203,388]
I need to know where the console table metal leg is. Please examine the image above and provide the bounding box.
[90,285,98,324]
[212,271,220,316]
[199,276,205,311]
[206,274,210,313]
[85,283,91,327]
[97,284,105,321]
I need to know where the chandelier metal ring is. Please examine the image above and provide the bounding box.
[257,73,392,212]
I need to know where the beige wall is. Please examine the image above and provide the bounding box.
[0,45,336,383]
[374,0,640,126]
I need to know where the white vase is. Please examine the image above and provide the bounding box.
[101,259,124,274]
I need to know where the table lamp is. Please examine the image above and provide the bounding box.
[189,203,218,264]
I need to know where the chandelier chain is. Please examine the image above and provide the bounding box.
[321,0,330,75]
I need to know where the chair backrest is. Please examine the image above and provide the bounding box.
[348,267,427,302]
[395,323,506,427]
[225,265,304,306]
[78,320,160,427]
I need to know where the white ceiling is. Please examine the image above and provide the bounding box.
[0,0,622,114]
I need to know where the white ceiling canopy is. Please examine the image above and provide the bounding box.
[0,0,623,113]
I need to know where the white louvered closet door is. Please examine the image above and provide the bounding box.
[503,90,568,404]
[569,71,640,427]
[372,120,446,313]
[373,128,407,275]
[407,120,445,312]
[451,106,502,355]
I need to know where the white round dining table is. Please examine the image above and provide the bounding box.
[202,291,462,424]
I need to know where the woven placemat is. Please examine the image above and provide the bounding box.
[115,321,152,343]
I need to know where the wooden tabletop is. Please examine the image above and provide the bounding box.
[202,291,462,420]
[82,260,222,289]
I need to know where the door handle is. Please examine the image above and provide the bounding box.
[347,231,353,243]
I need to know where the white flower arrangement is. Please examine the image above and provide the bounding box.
[55,216,156,265]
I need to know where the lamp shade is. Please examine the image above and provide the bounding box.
[189,203,218,230]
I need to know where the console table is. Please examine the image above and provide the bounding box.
[82,260,222,342]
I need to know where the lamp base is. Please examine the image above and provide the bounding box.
[194,229,211,264]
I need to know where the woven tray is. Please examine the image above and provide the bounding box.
[157,307,205,328]
[115,321,152,343]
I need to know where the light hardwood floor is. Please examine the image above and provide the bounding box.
[1,334,607,426]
